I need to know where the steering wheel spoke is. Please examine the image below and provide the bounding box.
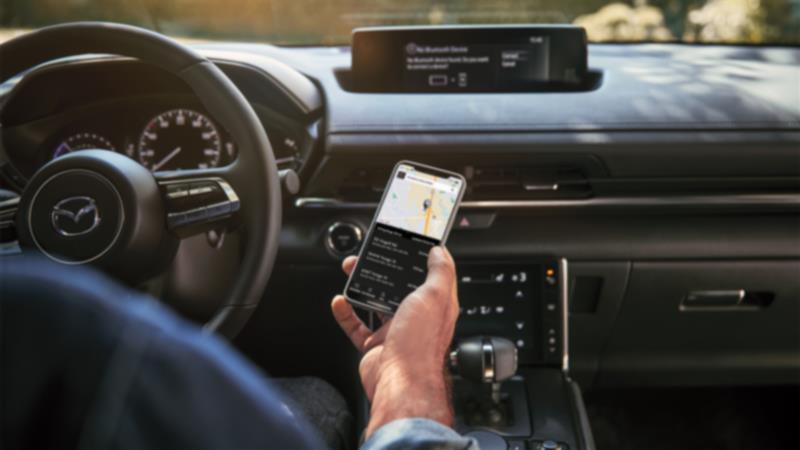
[155,170,241,238]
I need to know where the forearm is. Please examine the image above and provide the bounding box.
[366,365,454,439]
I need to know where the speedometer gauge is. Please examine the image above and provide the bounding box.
[137,109,222,171]
[53,132,115,159]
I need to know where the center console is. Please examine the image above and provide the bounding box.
[448,258,595,450]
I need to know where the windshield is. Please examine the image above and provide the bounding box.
[1,0,798,45]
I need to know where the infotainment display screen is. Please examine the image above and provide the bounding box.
[403,40,551,88]
[352,26,587,92]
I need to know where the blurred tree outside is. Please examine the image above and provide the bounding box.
[0,0,797,44]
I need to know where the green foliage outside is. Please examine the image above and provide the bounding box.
[0,0,797,44]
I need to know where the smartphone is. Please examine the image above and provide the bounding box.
[344,161,467,315]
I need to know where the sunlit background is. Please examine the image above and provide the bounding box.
[0,0,797,44]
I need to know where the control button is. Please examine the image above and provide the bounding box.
[548,328,556,335]
[494,273,505,283]
[530,441,566,450]
[457,72,468,87]
[546,303,556,311]
[515,290,524,299]
[545,267,557,286]
[516,339,525,348]
[206,202,233,219]
[495,305,505,314]
[515,321,525,330]
[188,184,215,196]
[168,206,208,228]
[166,185,190,199]
[185,206,208,222]
[461,276,472,283]
[428,74,448,87]
[167,212,187,227]
[465,307,478,316]
[480,306,492,315]
[508,440,527,450]
[511,271,529,283]
[454,212,495,230]
[548,337,557,345]
[326,222,363,256]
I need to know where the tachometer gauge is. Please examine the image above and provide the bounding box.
[137,109,222,171]
[53,132,115,159]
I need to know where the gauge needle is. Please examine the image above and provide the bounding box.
[152,146,181,171]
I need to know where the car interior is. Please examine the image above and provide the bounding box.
[0,3,798,450]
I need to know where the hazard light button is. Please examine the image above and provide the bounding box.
[454,213,496,230]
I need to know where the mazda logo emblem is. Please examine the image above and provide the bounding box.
[51,196,101,237]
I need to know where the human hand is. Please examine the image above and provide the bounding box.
[331,246,459,439]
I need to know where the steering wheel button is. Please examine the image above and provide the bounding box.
[188,186,213,196]
[206,202,232,218]
[167,188,190,199]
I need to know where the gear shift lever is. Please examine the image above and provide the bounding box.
[451,336,518,403]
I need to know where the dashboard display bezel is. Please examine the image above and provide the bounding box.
[352,25,588,93]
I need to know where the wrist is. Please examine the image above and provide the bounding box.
[365,362,453,438]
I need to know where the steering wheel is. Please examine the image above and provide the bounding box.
[0,22,282,337]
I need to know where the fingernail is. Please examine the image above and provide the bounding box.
[430,246,443,258]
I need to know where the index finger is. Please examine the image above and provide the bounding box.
[342,256,358,276]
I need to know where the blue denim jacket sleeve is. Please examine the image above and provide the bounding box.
[361,418,479,450]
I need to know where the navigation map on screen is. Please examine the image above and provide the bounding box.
[346,163,464,311]
[376,165,460,240]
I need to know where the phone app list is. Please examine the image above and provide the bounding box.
[348,223,436,306]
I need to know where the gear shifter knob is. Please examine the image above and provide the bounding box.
[450,336,518,384]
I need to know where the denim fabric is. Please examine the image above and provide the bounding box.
[1,257,471,450]
[1,257,323,450]
[362,418,479,450]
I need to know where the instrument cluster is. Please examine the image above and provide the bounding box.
[50,108,237,172]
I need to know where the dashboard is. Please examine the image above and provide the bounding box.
[0,39,798,402]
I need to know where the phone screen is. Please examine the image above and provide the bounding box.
[345,162,465,313]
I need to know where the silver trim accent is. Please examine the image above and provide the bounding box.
[28,169,125,265]
[158,177,240,229]
[294,193,800,210]
[560,258,570,376]
[523,182,559,191]
[325,221,363,256]
[679,289,754,312]
[481,340,495,383]
[50,196,101,237]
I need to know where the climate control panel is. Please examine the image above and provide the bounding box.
[453,258,566,367]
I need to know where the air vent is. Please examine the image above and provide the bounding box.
[467,166,592,200]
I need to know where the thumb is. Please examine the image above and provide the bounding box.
[424,246,456,292]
